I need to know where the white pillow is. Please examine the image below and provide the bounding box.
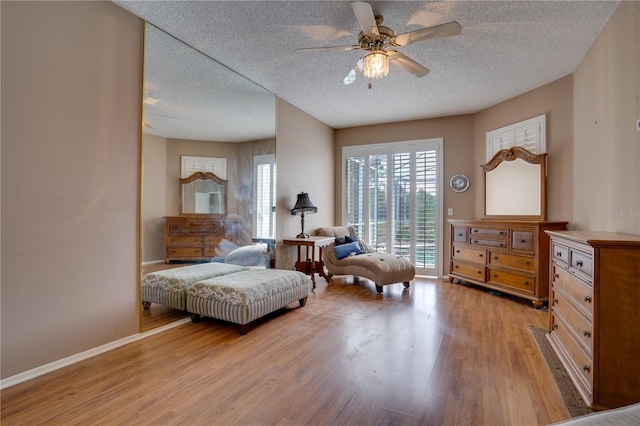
[225,244,270,267]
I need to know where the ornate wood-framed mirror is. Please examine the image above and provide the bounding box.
[481,146,547,220]
[180,172,228,216]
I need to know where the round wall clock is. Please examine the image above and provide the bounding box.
[450,174,470,192]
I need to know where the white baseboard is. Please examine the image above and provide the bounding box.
[0,317,191,390]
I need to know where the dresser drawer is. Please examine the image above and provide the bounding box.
[489,251,534,272]
[570,249,593,281]
[205,235,225,246]
[166,220,186,234]
[452,226,468,243]
[553,266,593,318]
[552,242,569,267]
[470,227,508,237]
[512,230,534,251]
[167,247,203,258]
[552,290,593,355]
[487,268,534,293]
[551,314,593,394]
[188,220,224,233]
[452,245,486,264]
[470,238,508,249]
[167,236,204,246]
[451,261,485,281]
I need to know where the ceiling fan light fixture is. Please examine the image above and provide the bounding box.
[362,51,389,79]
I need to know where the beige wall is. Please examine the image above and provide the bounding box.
[275,99,335,270]
[334,115,476,275]
[142,133,167,262]
[473,75,574,223]
[1,1,143,378]
[573,0,640,235]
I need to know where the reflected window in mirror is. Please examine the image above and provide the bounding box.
[253,154,276,240]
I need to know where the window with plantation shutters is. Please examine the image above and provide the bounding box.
[486,114,546,161]
[253,154,276,240]
[344,139,443,277]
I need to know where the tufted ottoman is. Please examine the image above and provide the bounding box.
[316,226,416,293]
[186,269,310,334]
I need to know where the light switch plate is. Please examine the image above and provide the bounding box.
[448,208,454,216]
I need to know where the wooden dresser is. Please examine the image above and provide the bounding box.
[546,230,640,410]
[448,219,568,307]
[164,216,233,263]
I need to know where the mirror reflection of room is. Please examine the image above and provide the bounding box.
[140,23,276,331]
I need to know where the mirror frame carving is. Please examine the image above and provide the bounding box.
[481,146,547,220]
[179,171,228,217]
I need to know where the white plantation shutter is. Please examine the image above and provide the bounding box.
[253,154,276,239]
[486,114,546,160]
[344,139,442,277]
[181,156,227,179]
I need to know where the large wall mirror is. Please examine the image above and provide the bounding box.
[481,146,547,220]
[140,23,276,331]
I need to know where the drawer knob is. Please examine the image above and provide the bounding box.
[520,239,526,243]
[524,261,530,266]
[576,260,584,267]
[556,251,562,257]
[583,365,590,373]
[584,296,591,303]
[583,330,591,338]
[499,231,504,235]
[553,298,559,306]
[554,274,559,280]
[493,274,498,278]
[456,250,460,253]
[478,253,483,257]
[523,281,529,285]
[494,256,499,260]
[455,265,459,269]
[553,324,558,330]
[499,243,505,247]
[477,270,482,275]
[458,233,463,237]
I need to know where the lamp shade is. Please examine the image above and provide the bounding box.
[291,192,317,215]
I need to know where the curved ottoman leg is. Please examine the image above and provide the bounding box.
[190,313,201,323]
[142,301,151,310]
[375,284,383,293]
[403,281,411,289]
[299,297,308,307]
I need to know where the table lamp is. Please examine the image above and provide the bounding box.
[291,192,317,238]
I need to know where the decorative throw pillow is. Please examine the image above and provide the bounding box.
[357,238,375,253]
[334,241,363,259]
[334,235,357,246]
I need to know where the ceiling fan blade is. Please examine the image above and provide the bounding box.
[391,21,462,46]
[343,58,364,85]
[296,45,360,53]
[352,2,380,38]
[387,51,430,77]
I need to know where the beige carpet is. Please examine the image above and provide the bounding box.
[529,326,593,418]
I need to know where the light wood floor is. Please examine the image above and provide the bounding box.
[1,277,570,425]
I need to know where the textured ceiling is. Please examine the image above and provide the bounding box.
[114,1,620,140]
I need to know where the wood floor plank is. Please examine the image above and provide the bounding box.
[1,277,570,425]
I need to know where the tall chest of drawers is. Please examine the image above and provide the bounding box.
[164,216,233,263]
[546,230,640,410]
[448,219,568,307]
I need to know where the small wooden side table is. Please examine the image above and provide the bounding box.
[283,236,334,289]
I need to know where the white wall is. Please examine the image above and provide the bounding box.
[573,1,640,234]
[1,1,143,378]
[275,99,334,270]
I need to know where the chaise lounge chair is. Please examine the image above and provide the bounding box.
[316,226,415,293]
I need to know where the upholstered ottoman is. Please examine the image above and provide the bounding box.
[316,226,416,293]
[186,269,310,334]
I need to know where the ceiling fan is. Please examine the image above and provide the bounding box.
[296,2,461,87]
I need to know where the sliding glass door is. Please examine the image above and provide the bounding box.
[344,139,442,277]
